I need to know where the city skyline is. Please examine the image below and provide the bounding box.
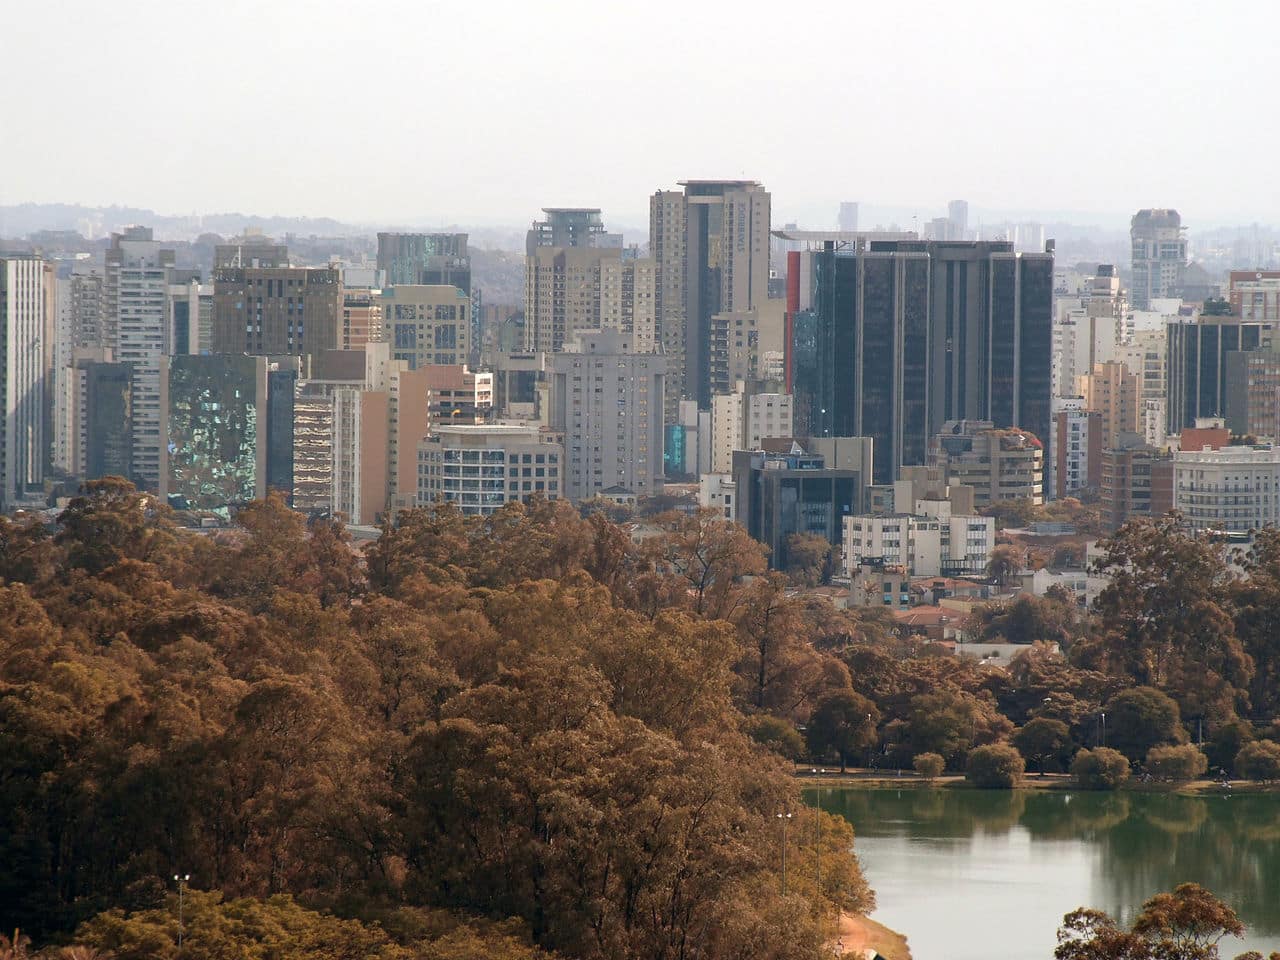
[3,1,1277,227]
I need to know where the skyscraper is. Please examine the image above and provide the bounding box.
[1130,209,1187,309]
[376,233,471,291]
[104,227,175,489]
[0,256,48,508]
[649,181,771,412]
[380,285,471,368]
[212,265,342,357]
[159,354,268,516]
[547,330,666,500]
[523,209,655,354]
[948,200,969,239]
[792,239,1053,484]
[1166,314,1270,432]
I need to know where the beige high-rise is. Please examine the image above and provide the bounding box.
[1077,360,1139,450]
[523,212,656,354]
[649,180,771,415]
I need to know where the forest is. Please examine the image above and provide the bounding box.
[0,479,872,960]
[3,481,1280,958]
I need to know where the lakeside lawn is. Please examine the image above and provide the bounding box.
[795,764,1279,796]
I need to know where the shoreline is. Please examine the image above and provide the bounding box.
[794,766,1280,796]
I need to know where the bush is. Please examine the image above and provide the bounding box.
[1070,747,1130,790]
[1235,740,1280,782]
[913,752,945,780]
[746,715,805,760]
[965,744,1025,789]
[1145,744,1208,782]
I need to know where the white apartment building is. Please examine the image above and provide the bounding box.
[843,503,995,578]
[104,228,175,489]
[1173,444,1280,534]
[417,423,562,515]
[0,256,48,509]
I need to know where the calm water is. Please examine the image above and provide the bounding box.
[808,786,1280,960]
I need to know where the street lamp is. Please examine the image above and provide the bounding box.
[173,874,190,949]
[776,812,793,896]
[1101,712,1107,749]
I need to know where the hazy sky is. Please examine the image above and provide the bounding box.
[3,0,1276,229]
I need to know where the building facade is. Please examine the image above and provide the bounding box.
[650,181,772,411]
[1229,271,1280,321]
[105,227,175,488]
[1173,444,1280,534]
[732,443,868,570]
[417,424,563,515]
[1224,350,1280,440]
[159,354,268,516]
[1077,360,1139,450]
[1166,315,1273,432]
[380,284,471,369]
[1130,209,1187,309]
[1100,438,1173,531]
[547,331,665,500]
[1049,397,1101,500]
[0,256,48,508]
[376,233,471,291]
[212,265,342,357]
[844,509,995,578]
[792,240,1053,484]
[929,420,1044,506]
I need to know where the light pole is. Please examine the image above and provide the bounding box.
[173,874,190,950]
[776,811,793,896]
[1101,712,1107,749]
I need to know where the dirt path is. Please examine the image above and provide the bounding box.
[832,913,911,960]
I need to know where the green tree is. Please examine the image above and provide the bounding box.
[1070,748,1131,791]
[1103,687,1186,762]
[1233,527,1280,717]
[1081,516,1251,722]
[985,544,1023,588]
[971,594,1077,646]
[783,532,837,586]
[1145,744,1208,783]
[1204,719,1255,773]
[965,743,1025,788]
[1011,717,1071,776]
[980,498,1037,530]
[746,715,805,760]
[1235,741,1280,782]
[901,688,1013,764]
[805,691,879,772]
[1055,883,1255,960]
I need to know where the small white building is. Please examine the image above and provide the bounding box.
[843,502,995,578]
[698,472,736,520]
[417,423,563,516]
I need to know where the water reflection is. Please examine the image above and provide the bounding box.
[806,787,1280,960]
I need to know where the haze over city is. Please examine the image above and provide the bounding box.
[5,3,1280,960]
[3,0,1278,228]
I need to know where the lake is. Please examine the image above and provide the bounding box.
[808,786,1280,960]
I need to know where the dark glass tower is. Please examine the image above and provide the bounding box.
[794,240,1053,484]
